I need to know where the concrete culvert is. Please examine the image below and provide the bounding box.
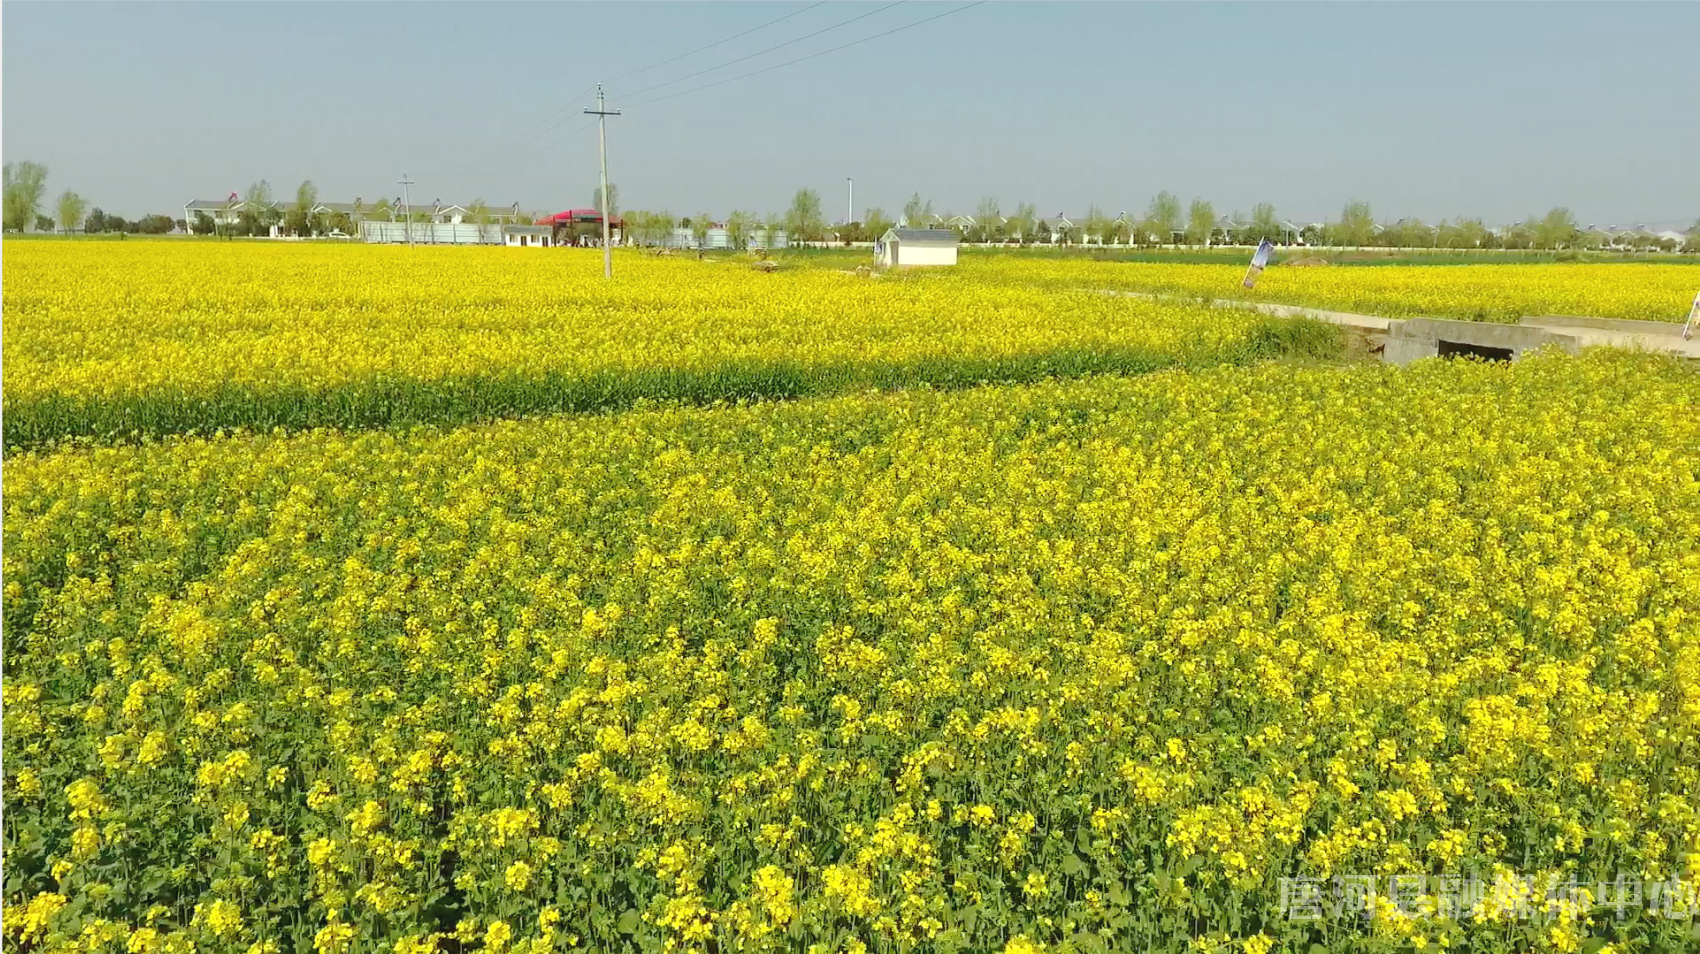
[1437,340,1513,362]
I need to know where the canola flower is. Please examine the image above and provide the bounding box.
[4,350,1697,953]
[957,257,1700,324]
[1,242,1331,448]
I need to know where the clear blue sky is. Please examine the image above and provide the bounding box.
[5,2,1696,227]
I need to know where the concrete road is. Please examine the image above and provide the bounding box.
[1102,289,1698,360]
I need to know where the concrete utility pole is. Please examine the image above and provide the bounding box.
[397,173,415,249]
[846,177,853,232]
[585,85,622,279]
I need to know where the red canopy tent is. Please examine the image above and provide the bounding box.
[535,209,623,227]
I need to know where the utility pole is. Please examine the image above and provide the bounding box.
[846,177,853,233]
[397,173,415,249]
[585,84,621,279]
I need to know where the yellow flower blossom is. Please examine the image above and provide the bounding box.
[3,240,1696,954]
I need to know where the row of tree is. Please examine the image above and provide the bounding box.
[616,188,853,248]
[217,180,554,238]
[605,187,826,249]
[6,161,84,233]
[9,161,1697,251]
[209,181,412,238]
[0,167,535,239]
[621,186,1700,252]
[942,194,1696,251]
[204,181,345,237]
[4,161,195,235]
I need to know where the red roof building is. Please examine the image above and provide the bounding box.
[535,209,623,227]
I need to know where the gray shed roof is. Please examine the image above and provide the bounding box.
[888,228,958,243]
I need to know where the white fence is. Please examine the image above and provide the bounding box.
[358,220,800,250]
[630,227,790,250]
[360,221,502,245]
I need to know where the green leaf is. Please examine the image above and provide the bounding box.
[1069,932,1106,953]
[617,909,641,935]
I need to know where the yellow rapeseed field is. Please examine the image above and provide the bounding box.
[957,258,1699,324]
[2,243,1333,448]
[6,343,1698,953]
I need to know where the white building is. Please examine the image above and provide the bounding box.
[876,228,959,268]
[503,225,554,247]
[1041,215,1079,244]
[183,198,527,229]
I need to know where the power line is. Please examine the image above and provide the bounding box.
[506,84,599,151]
[446,84,599,177]
[442,3,834,180]
[618,1,907,100]
[458,99,602,180]
[606,1,832,85]
[627,1,988,109]
[474,119,599,181]
[456,3,834,178]
[447,2,985,205]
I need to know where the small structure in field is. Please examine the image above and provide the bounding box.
[538,209,623,246]
[503,225,554,247]
[876,228,958,268]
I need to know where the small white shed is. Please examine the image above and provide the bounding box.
[504,225,553,248]
[876,228,958,268]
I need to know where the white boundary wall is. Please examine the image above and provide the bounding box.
[628,227,789,250]
[360,222,502,245]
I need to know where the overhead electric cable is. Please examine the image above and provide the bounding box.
[618,1,907,99]
[473,119,599,180]
[606,1,832,84]
[627,1,987,109]
[447,84,598,177]
[456,3,834,175]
